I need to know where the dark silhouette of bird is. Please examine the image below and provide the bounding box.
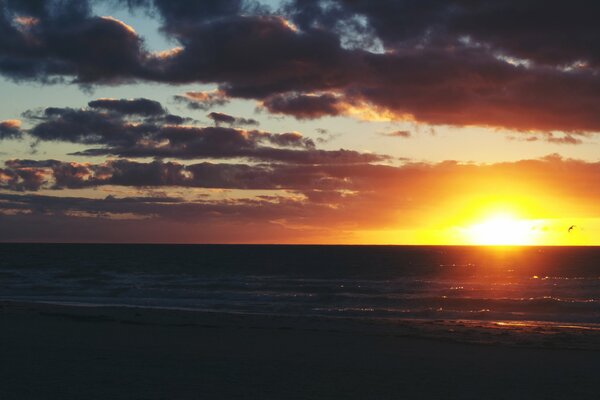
[568,225,576,233]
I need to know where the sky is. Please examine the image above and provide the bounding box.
[1,0,600,244]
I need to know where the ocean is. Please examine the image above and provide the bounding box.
[1,244,600,325]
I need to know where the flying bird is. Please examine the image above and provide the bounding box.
[568,225,576,233]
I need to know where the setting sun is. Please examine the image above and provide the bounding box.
[464,213,540,245]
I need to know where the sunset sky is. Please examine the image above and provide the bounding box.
[1,0,600,244]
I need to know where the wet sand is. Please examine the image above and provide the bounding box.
[1,301,599,399]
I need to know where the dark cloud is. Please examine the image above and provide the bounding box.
[2,1,600,132]
[0,119,22,139]
[207,112,259,127]
[0,210,321,243]
[0,157,389,192]
[0,188,344,244]
[21,101,383,164]
[160,114,189,125]
[266,132,315,149]
[0,1,145,83]
[353,49,600,132]
[261,93,345,119]
[0,165,47,191]
[149,14,356,96]
[1,1,357,93]
[286,0,600,68]
[88,98,165,116]
[446,1,600,69]
[0,192,322,225]
[134,0,600,134]
[74,140,384,165]
[26,106,147,145]
[207,112,236,126]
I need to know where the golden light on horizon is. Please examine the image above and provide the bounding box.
[463,212,540,246]
[351,192,597,246]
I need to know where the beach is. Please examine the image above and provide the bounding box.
[2,300,599,400]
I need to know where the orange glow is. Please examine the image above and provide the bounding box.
[279,17,299,32]
[13,16,39,27]
[99,16,137,34]
[344,189,597,246]
[152,47,184,60]
[341,100,405,122]
[1,119,21,128]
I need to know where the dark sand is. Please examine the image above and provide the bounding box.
[1,301,599,400]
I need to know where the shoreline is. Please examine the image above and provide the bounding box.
[3,299,600,350]
[2,300,600,399]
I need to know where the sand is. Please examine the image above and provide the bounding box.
[1,301,599,400]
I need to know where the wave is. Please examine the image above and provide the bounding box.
[3,244,600,324]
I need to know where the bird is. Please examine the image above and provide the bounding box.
[568,225,576,233]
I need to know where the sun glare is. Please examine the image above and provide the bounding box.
[464,213,539,245]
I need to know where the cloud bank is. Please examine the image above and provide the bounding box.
[0,0,599,132]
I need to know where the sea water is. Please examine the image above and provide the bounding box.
[1,244,600,324]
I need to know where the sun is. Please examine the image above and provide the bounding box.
[464,212,539,246]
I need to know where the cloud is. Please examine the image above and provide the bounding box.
[0,2,145,83]
[286,0,600,69]
[4,154,600,242]
[0,158,383,192]
[74,140,385,164]
[173,90,230,110]
[266,132,315,149]
[315,128,341,144]
[381,130,411,138]
[2,1,600,132]
[207,111,259,127]
[509,132,584,145]
[0,166,48,191]
[20,100,383,164]
[0,191,341,243]
[0,192,325,225]
[0,119,22,139]
[88,98,166,116]
[5,154,600,208]
[261,93,346,119]
[545,134,583,145]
